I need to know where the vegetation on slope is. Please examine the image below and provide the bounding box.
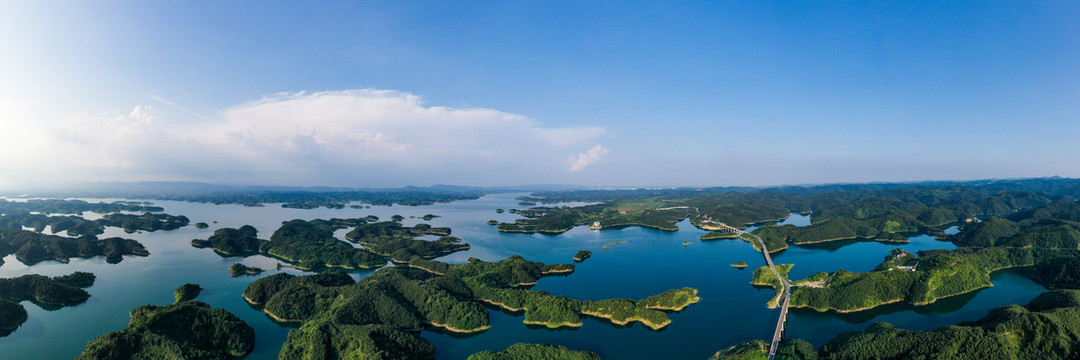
[717,289,1080,359]
[192,219,471,270]
[468,343,600,360]
[0,229,147,265]
[78,300,255,360]
[0,199,163,215]
[174,284,203,303]
[228,263,264,277]
[785,247,1034,312]
[0,211,188,237]
[344,221,468,262]
[750,264,793,308]
[0,272,95,337]
[243,255,699,358]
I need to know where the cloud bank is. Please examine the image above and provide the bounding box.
[0,89,608,187]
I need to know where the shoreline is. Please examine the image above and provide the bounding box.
[427,321,491,334]
[581,310,670,330]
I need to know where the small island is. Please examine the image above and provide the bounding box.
[194,222,209,229]
[421,214,440,220]
[603,241,626,249]
[486,220,498,225]
[174,283,203,303]
[390,214,405,222]
[731,261,748,269]
[573,250,592,262]
[495,209,504,213]
[229,263,265,277]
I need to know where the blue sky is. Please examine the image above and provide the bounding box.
[0,1,1077,188]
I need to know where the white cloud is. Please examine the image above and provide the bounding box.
[0,89,609,187]
[568,145,609,172]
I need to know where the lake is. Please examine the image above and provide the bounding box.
[0,195,1047,359]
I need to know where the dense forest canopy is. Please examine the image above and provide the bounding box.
[78,300,255,360]
[0,272,96,337]
[243,255,698,358]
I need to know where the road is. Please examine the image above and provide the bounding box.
[718,223,790,360]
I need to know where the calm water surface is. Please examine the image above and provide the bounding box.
[0,196,1046,359]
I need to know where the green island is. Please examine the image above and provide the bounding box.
[192,218,472,270]
[390,214,405,222]
[731,261,748,269]
[713,289,1080,359]
[750,264,794,308]
[0,229,148,265]
[0,272,96,336]
[486,219,498,225]
[344,221,469,262]
[77,296,255,359]
[468,343,600,360]
[573,250,592,262]
[0,199,163,216]
[421,214,440,220]
[98,213,190,233]
[602,241,626,249]
[495,208,504,213]
[192,218,386,269]
[242,255,699,358]
[174,283,203,303]
[194,222,209,229]
[0,210,190,237]
[229,263,264,277]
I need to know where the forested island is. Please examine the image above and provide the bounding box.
[345,221,469,262]
[191,218,471,270]
[0,211,189,237]
[468,343,600,360]
[241,255,698,358]
[713,289,1080,359]
[174,283,202,303]
[0,272,96,336]
[0,199,163,215]
[78,297,255,359]
[0,228,148,265]
[229,263,264,277]
[574,250,591,262]
[192,219,386,269]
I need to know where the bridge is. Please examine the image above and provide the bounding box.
[712,222,790,360]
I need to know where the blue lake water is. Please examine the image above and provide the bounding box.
[0,195,1047,359]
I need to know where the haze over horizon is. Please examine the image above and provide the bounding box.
[1,1,1077,190]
